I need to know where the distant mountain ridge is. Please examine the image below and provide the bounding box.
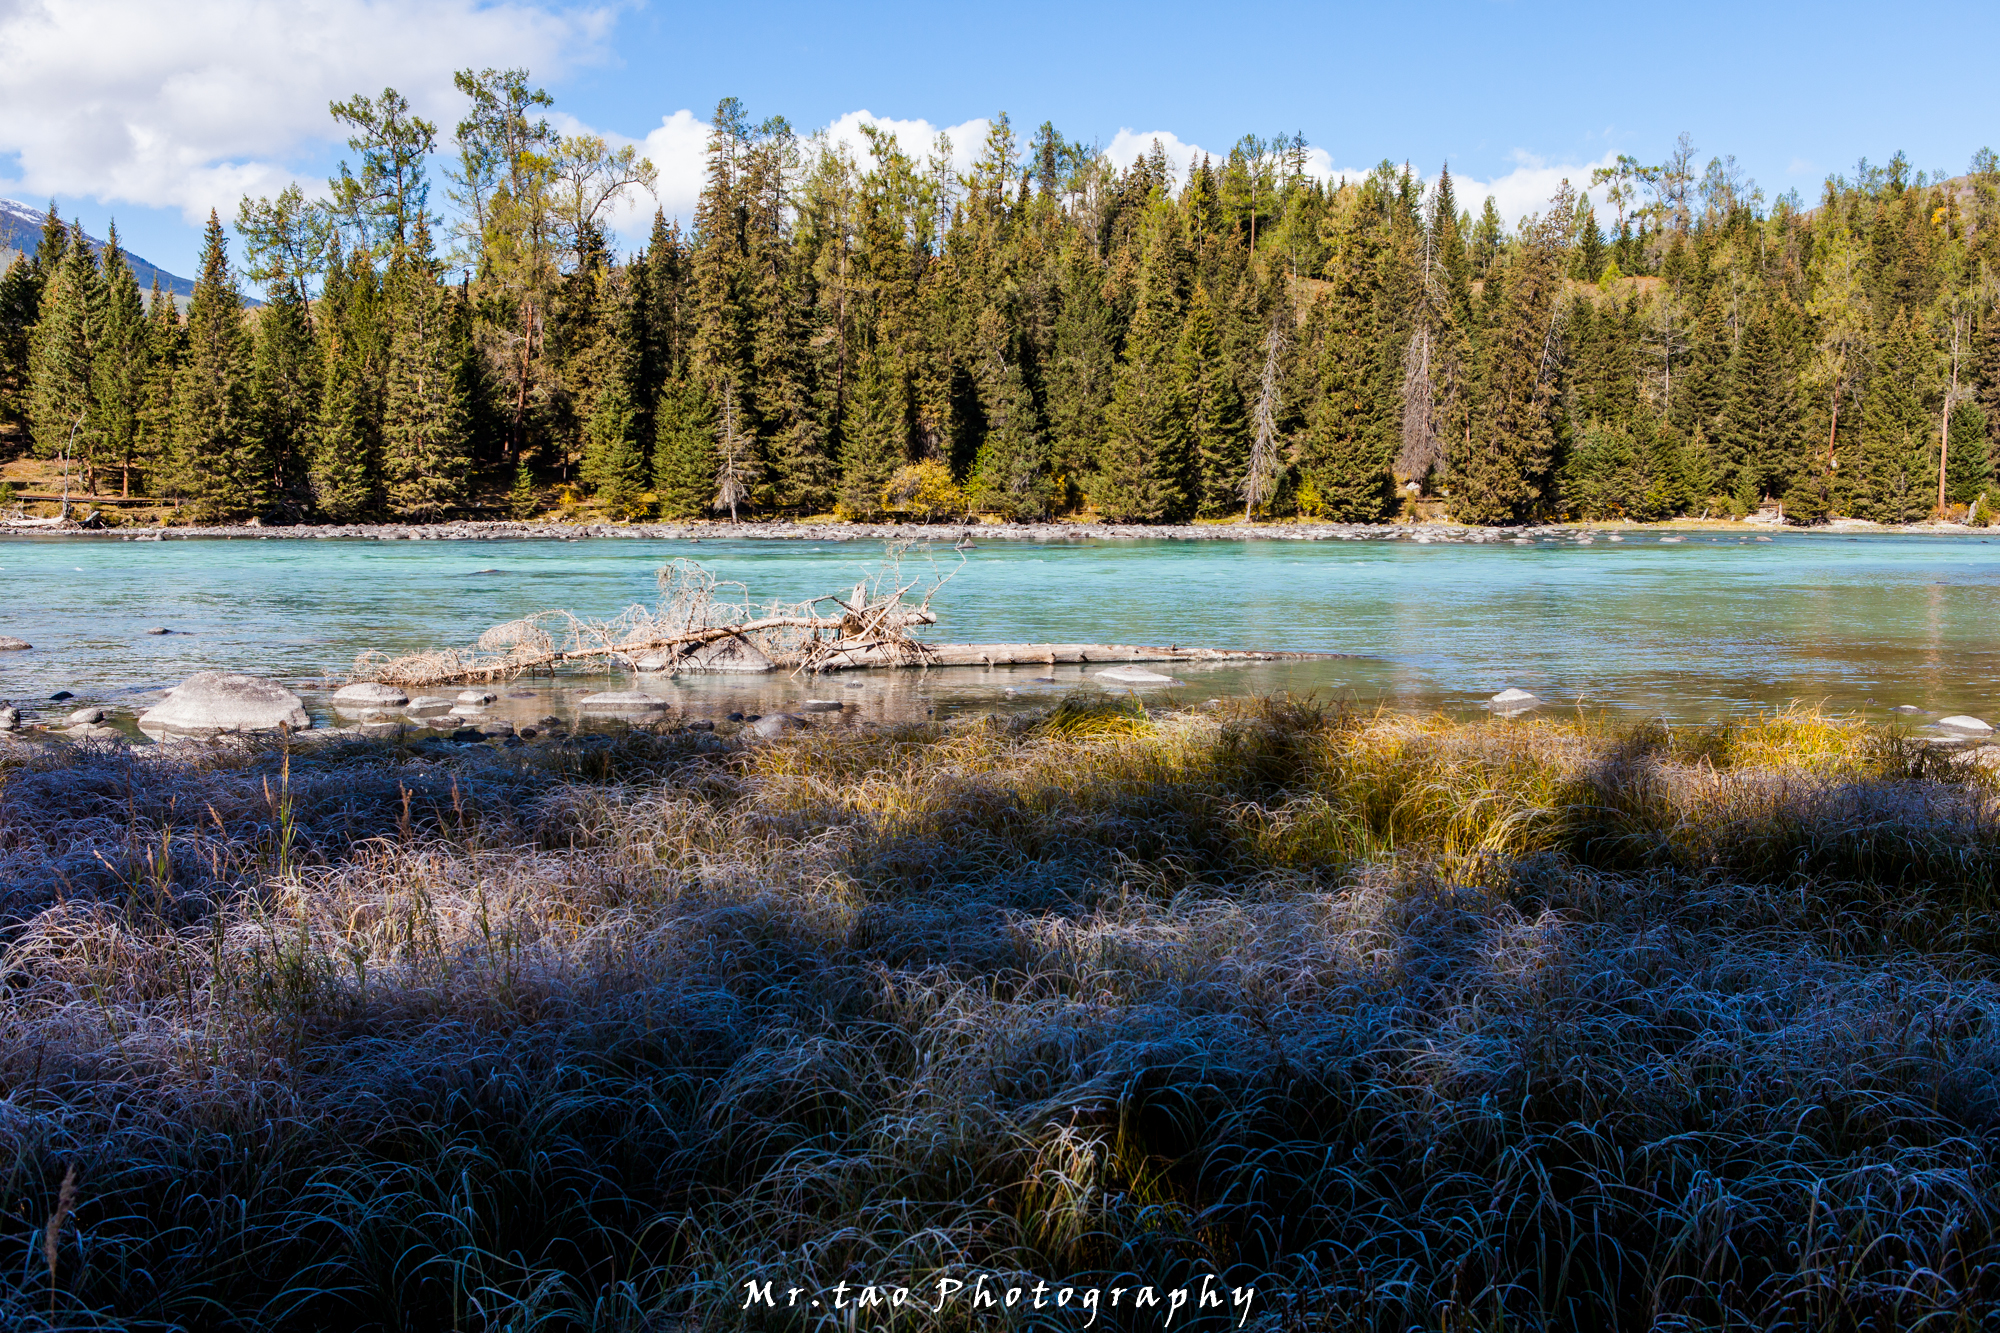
[0,198,198,299]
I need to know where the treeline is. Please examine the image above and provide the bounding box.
[2,73,1998,527]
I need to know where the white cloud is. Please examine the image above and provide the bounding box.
[0,0,611,222]
[1452,149,1623,226]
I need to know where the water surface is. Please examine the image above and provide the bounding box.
[2,530,1997,728]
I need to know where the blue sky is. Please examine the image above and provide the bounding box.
[4,0,1996,282]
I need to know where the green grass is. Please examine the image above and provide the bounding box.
[1,699,1998,1329]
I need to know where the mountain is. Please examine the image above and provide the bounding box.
[0,198,198,300]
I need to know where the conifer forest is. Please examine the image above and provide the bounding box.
[4,70,1999,529]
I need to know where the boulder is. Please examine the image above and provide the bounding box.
[66,706,110,725]
[1936,715,1993,734]
[0,637,29,651]
[145,627,171,635]
[681,635,775,673]
[1489,687,1541,712]
[477,719,516,737]
[333,681,409,709]
[447,703,487,717]
[750,712,808,738]
[406,695,454,714]
[633,655,668,672]
[138,672,311,737]
[798,700,845,712]
[0,706,18,731]
[578,690,673,713]
[457,690,497,704]
[1095,665,1182,686]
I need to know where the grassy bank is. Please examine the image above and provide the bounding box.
[3,701,1999,1330]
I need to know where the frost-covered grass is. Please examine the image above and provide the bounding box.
[2,699,1998,1330]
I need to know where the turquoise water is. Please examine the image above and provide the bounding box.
[3,530,1999,726]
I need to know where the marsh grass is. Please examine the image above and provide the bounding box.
[2,701,1999,1329]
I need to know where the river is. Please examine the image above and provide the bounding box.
[2,528,1998,731]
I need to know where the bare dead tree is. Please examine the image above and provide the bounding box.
[1242,320,1286,519]
[712,379,753,521]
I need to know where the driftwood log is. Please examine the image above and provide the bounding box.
[810,642,1325,671]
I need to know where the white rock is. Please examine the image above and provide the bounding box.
[1935,715,1993,734]
[1489,688,1542,712]
[632,656,667,672]
[138,672,310,737]
[0,706,19,731]
[750,712,807,738]
[1095,666,1183,686]
[578,690,673,712]
[0,636,29,651]
[333,681,408,708]
[457,690,497,704]
[447,703,487,717]
[66,706,110,724]
[406,695,454,714]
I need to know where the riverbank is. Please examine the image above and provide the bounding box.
[3,700,1998,1328]
[7,513,1997,542]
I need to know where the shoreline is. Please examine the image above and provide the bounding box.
[3,515,1993,542]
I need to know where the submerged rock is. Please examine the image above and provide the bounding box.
[1489,687,1542,713]
[333,681,409,708]
[798,700,844,712]
[1935,715,1993,734]
[138,672,311,737]
[578,690,673,712]
[0,637,29,651]
[1095,665,1183,686]
[66,706,109,725]
[750,712,807,738]
[457,689,497,704]
[406,695,454,714]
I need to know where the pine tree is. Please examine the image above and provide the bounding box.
[249,280,319,515]
[91,225,150,498]
[838,351,909,517]
[966,310,1050,518]
[135,277,181,495]
[1298,229,1394,521]
[1092,194,1191,520]
[1945,400,1991,506]
[1719,300,1796,505]
[1856,306,1936,522]
[1176,285,1248,515]
[653,376,718,519]
[381,261,472,519]
[509,457,538,518]
[311,248,384,519]
[580,372,646,517]
[171,211,264,520]
[1452,191,1572,524]
[26,221,98,486]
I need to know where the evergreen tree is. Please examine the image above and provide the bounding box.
[1452,191,1572,524]
[26,221,99,485]
[382,261,472,519]
[1176,285,1248,515]
[1856,306,1936,522]
[580,371,646,516]
[1719,299,1796,505]
[653,376,718,519]
[135,277,182,494]
[1298,226,1394,521]
[966,310,1050,518]
[249,283,320,515]
[171,211,264,520]
[90,225,150,497]
[1944,400,1991,506]
[311,251,383,519]
[838,351,908,516]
